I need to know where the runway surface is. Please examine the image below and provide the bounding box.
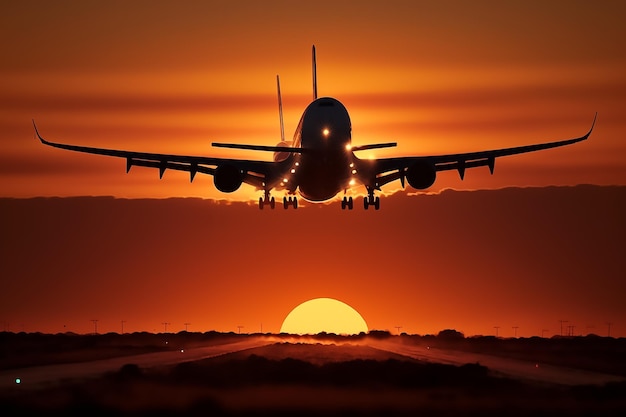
[2,336,624,390]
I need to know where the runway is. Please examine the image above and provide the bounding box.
[2,336,624,390]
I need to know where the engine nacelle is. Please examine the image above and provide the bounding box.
[273,141,291,162]
[405,161,436,190]
[213,164,243,193]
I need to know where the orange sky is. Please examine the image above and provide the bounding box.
[1,1,625,336]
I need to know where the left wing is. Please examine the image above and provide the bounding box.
[358,113,597,189]
[33,121,278,189]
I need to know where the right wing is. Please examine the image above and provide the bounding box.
[33,121,278,189]
[357,113,597,190]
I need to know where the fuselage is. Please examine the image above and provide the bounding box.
[290,97,354,202]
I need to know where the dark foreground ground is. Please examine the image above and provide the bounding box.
[1,331,626,416]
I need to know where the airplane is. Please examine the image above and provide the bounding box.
[34,46,596,210]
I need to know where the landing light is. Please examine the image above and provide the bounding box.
[283,178,289,183]
[351,169,357,175]
[345,144,352,151]
[322,128,330,137]
[291,169,296,174]
[349,179,356,186]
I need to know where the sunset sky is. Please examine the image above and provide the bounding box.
[1,1,625,336]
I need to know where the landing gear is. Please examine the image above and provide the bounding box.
[341,196,353,210]
[258,190,275,210]
[363,189,380,210]
[283,196,298,209]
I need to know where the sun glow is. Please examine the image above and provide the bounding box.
[280,298,368,335]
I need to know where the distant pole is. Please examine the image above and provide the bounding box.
[607,322,613,337]
[394,326,403,335]
[121,320,126,334]
[91,319,99,335]
[237,325,244,334]
[162,322,170,333]
[559,320,568,336]
[494,326,500,337]
[184,322,191,332]
[512,326,519,338]
[260,323,263,333]
[567,325,575,336]
[541,329,549,338]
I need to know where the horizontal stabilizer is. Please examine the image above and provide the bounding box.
[350,142,397,152]
[212,143,309,153]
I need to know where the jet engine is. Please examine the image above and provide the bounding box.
[213,164,243,193]
[405,161,436,189]
[273,141,291,162]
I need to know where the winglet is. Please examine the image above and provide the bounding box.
[585,112,598,139]
[32,119,47,144]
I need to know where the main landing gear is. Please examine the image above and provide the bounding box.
[258,190,275,210]
[258,191,298,210]
[341,196,353,210]
[363,189,380,210]
[283,196,298,209]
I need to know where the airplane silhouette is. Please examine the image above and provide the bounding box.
[34,46,596,210]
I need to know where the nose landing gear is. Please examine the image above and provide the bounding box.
[341,196,353,210]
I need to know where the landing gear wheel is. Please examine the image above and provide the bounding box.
[259,197,264,210]
[342,196,353,210]
[283,196,298,209]
[363,194,379,210]
[270,197,275,209]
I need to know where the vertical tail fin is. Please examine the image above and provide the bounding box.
[276,75,285,142]
[312,45,318,100]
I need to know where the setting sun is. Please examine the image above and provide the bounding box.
[280,298,368,335]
